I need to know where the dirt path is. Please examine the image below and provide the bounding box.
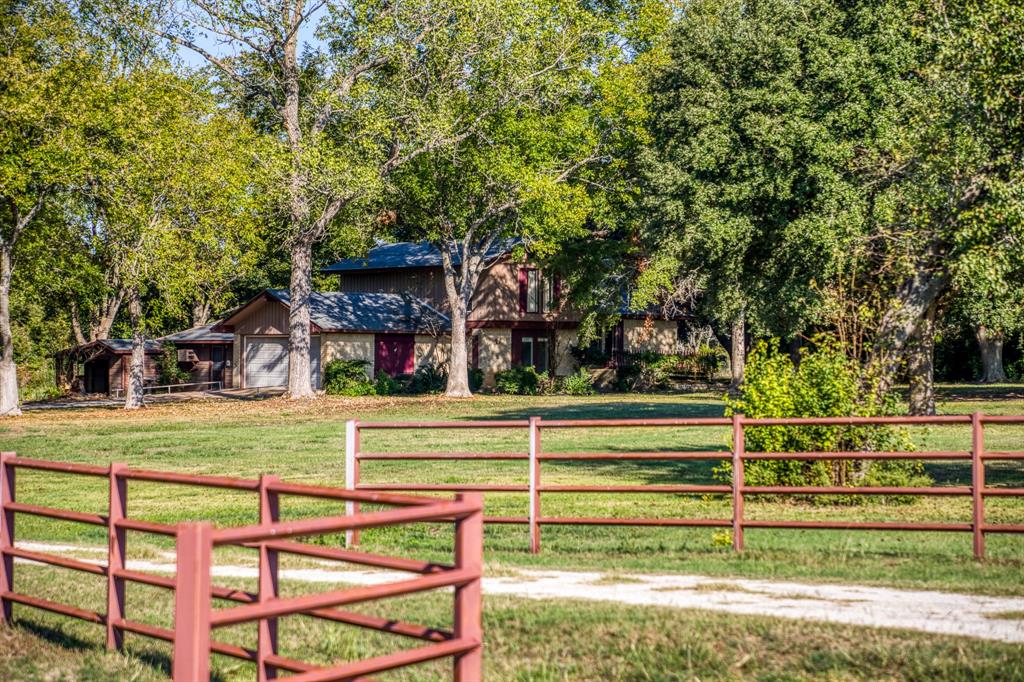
[17,542,1024,644]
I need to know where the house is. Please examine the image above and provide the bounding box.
[216,241,681,389]
[54,325,234,395]
[214,289,450,389]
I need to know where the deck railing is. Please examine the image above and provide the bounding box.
[0,454,483,681]
[346,412,1024,558]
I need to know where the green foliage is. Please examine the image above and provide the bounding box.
[323,359,375,397]
[721,337,928,496]
[614,348,726,391]
[561,368,595,396]
[373,372,400,397]
[410,364,447,394]
[495,367,542,396]
[155,343,188,385]
[468,368,485,393]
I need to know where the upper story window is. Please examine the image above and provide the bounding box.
[520,268,557,313]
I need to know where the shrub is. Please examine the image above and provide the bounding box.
[560,368,595,395]
[718,336,929,498]
[157,343,189,385]
[410,363,447,394]
[374,372,400,396]
[323,359,375,396]
[468,367,485,393]
[495,366,541,395]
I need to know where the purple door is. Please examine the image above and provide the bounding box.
[375,334,415,377]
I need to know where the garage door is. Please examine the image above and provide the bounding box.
[244,336,322,389]
[244,337,289,388]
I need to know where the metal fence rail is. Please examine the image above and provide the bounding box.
[346,412,1024,558]
[0,454,483,681]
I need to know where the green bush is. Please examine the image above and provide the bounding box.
[719,336,929,498]
[157,343,189,385]
[495,366,541,395]
[468,367,485,392]
[410,363,447,394]
[560,368,595,395]
[323,359,376,396]
[373,372,400,396]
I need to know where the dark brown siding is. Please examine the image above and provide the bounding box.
[337,269,447,308]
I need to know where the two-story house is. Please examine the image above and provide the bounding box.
[218,241,681,389]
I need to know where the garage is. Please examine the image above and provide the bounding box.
[243,336,321,389]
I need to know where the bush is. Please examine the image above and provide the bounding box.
[374,372,400,396]
[495,366,542,395]
[323,359,375,396]
[410,363,447,394]
[718,336,929,498]
[468,367,485,392]
[157,343,189,385]
[560,368,595,395]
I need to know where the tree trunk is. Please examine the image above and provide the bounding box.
[124,288,145,410]
[446,298,471,397]
[89,288,125,342]
[287,238,315,398]
[0,246,21,416]
[191,299,211,328]
[976,326,1007,383]
[730,312,745,390]
[865,253,948,398]
[907,302,936,416]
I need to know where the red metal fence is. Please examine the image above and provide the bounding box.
[0,453,483,681]
[346,413,1024,559]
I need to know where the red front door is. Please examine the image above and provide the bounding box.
[375,334,415,377]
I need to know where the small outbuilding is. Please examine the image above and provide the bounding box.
[54,324,236,396]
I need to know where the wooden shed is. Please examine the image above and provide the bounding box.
[54,339,161,395]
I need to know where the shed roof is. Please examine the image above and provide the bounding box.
[323,239,520,273]
[55,338,162,358]
[159,325,234,344]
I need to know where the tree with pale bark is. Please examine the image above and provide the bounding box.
[123,0,563,398]
[0,0,103,415]
[87,67,261,409]
[388,0,650,396]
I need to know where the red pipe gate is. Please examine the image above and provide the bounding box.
[346,413,1024,558]
[0,453,483,681]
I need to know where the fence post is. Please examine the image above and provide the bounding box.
[257,475,281,681]
[345,420,360,548]
[172,522,213,682]
[106,462,128,650]
[529,416,541,554]
[731,414,745,552]
[453,492,484,681]
[0,452,14,625]
[972,412,985,560]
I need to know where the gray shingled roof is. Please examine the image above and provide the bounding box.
[323,239,520,273]
[160,325,234,343]
[266,289,450,333]
[97,339,161,353]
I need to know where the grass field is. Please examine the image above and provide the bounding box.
[3,565,1024,681]
[1,387,1024,680]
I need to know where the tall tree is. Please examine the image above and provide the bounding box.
[88,67,260,408]
[639,0,890,387]
[0,0,99,415]
[127,0,532,398]
[389,0,639,396]
[862,0,1024,406]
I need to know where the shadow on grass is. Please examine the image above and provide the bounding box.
[486,400,725,421]
[13,617,232,681]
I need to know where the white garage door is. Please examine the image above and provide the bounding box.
[245,337,289,388]
[244,336,321,389]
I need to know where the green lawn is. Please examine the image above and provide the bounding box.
[2,388,1024,680]
[2,565,1023,682]
[3,389,1022,594]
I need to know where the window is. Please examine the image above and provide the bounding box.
[520,335,549,372]
[544,276,555,312]
[526,269,541,313]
